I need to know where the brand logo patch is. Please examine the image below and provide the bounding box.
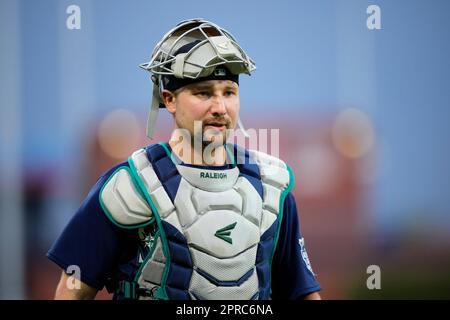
[214,222,237,244]
[299,237,315,275]
[214,68,227,76]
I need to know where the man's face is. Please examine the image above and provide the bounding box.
[163,80,240,146]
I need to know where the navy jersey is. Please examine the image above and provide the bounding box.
[47,154,321,300]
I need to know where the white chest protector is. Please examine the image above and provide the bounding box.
[99,143,294,300]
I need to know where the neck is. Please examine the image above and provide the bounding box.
[168,138,228,166]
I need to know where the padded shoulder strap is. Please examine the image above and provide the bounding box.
[247,149,291,190]
[246,148,294,235]
[99,165,154,229]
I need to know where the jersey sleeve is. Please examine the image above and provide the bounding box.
[46,162,131,290]
[271,192,321,299]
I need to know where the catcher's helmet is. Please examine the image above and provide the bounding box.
[140,18,256,139]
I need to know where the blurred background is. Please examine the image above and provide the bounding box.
[1,0,449,299]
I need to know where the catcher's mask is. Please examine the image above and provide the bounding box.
[140,18,256,139]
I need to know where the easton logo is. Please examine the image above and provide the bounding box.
[214,222,237,244]
[200,171,227,179]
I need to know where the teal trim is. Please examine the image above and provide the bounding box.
[133,230,160,283]
[268,163,295,295]
[124,282,131,298]
[98,166,155,230]
[116,280,137,299]
[127,154,171,300]
[224,143,236,167]
[158,141,182,166]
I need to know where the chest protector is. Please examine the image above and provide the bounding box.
[99,143,294,300]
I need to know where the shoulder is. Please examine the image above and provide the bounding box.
[47,160,137,289]
[98,145,160,229]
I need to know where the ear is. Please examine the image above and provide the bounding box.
[161,90,176,114]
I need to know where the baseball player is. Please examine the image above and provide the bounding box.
[48,19,321,300]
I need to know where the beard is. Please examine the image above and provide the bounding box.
[174,117,233,148]
[201,129,228,148]
[171,116,236,165]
